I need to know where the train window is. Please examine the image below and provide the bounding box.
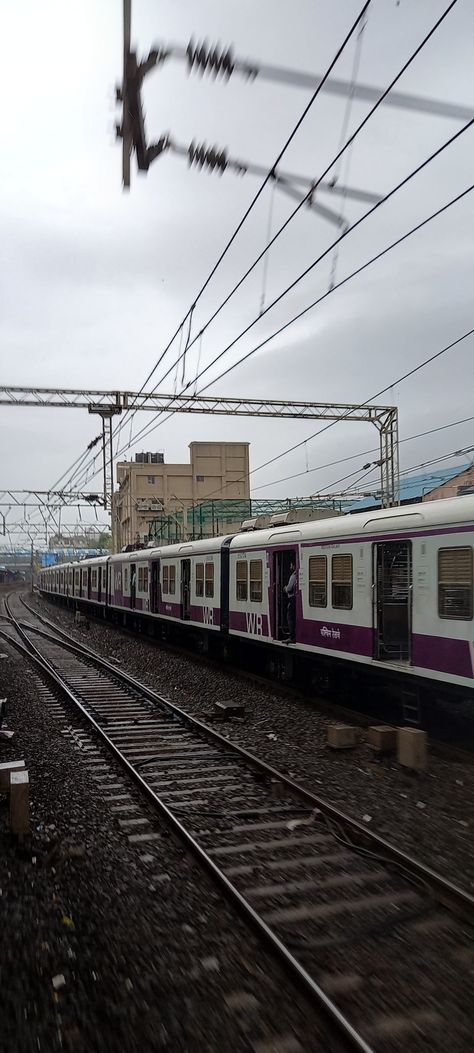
[205,562,214,598]
[162,566,169,593]
[332,554,353,610]
[309,555,327,607]
[82,570,87,588]
[438,547,473,620]
[91,570,98,590]
[124,567,129,590]
[138,566,149,592]
[74,570,80,588]
[249,560,262,603]
[196,563,204,597]
[169,565,176,595]
[236,560,248,601]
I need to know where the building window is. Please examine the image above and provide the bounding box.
[196,563,204,597]
[332,554,352,610]
[169,565,176,595]
[147,476,155,484]
[236,560,248,601]
[438,547,473,619]
[205,562,214,598]
[249,560,262,602]
[138,566,149,592]
[196,475,204,482]
[309,555,327,607]
[91,569,98,590]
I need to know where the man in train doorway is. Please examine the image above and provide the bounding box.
[283,561,296,643]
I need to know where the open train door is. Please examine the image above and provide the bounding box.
[272,549,296,640]
[181,558,191,620]
[374,540,412,661]
[150,560,160,613]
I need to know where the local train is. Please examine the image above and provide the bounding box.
[38,495,474,718]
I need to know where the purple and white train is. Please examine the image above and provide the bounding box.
[38,494,474,714]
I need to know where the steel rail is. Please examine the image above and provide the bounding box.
[2,596,374,1053]
[15,596,474,925]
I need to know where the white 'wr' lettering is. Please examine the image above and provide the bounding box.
[246,611,263,636]
[203,606,214,625]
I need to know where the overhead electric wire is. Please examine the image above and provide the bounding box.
[63,0,459,493]
[136,0,460,397]
[90,181,474,486]
[250,413,474,493]
[176,323,474,506]
[110,1,371,441]
[336,445,474,500]
[94,120,474,481]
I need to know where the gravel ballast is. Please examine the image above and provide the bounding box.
[0,625,345,1053]
[29,593,474,892]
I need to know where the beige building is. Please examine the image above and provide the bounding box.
[423,464,474,502]
[113,442,250,550]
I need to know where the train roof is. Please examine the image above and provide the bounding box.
[108,537,233,563]
[229,494,474,550]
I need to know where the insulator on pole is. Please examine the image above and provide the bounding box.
[188,140,228,174]
[186,38,235,79]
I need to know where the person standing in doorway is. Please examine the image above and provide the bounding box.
[283,561,297,642]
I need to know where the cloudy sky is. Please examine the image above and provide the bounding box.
[1,0,473,543]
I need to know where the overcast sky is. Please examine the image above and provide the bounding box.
[1,0,473,544]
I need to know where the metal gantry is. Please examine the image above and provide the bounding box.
[0,384,400,508]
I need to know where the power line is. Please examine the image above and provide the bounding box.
[250,413,474,493]
[136,0,460,398]
[93,184,474,485]
[62,0,462,492]
[112,2,371,439]
[81,0,458,488]
[179,324,474,507]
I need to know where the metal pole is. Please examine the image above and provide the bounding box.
[108,416,114,505]
[30,540,34,593]
[101,417,107,510]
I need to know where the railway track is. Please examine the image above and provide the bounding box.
[2,592,474,1053]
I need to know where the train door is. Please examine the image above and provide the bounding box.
[97,566,102,603]
[130,563,136,609]
[181,558,191,620]
[374,540,412,661]
[150,560,160,613]
[272,549,296,640]
[87,567,91,600]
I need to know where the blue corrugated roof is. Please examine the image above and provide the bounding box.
[345,464,470,512]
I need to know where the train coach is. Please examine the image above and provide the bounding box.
[38,495,474,715]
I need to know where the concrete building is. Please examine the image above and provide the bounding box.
[112,442,250,550]
[422,464,474,502]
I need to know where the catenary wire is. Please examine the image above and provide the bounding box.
[110,2,371,442]
[134,0,460,399]
[63,0,459,491]
[250,413,474,494]
[89,184,474,490]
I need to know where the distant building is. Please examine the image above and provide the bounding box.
[346,463,472,513]
[422,464,474,502]
[112,442,250,550]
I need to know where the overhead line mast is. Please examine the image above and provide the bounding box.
[0,386,399,510]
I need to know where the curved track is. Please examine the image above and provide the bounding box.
[2,592,474,1053]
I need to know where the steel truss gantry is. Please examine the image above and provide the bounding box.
[0,385,399,508]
